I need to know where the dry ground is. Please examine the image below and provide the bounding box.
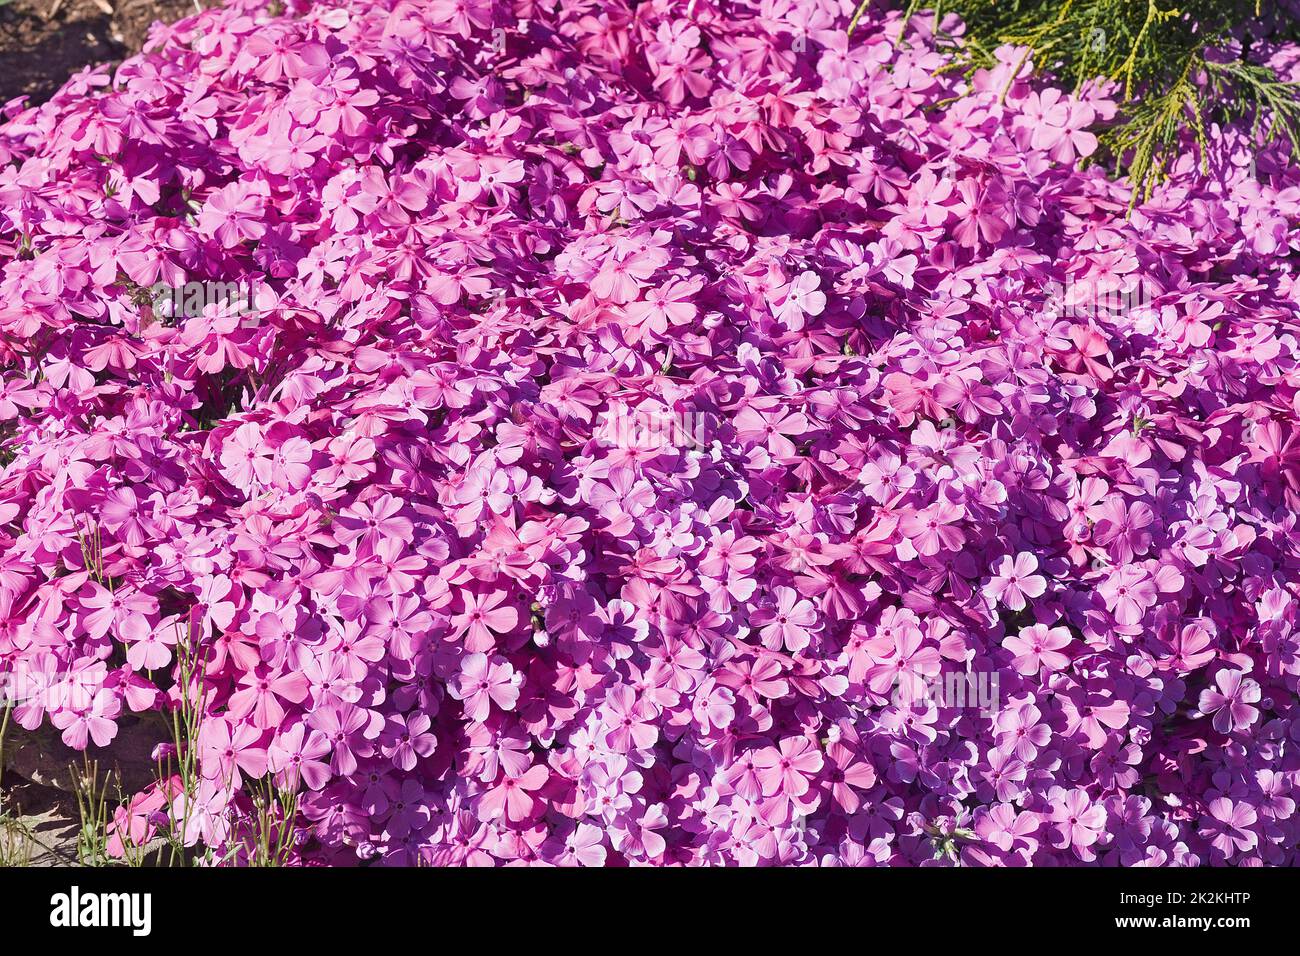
[0,0,210,106]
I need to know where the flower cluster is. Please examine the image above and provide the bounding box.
[1,0,1300,866]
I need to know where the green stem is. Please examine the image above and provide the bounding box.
[0,700,11,796]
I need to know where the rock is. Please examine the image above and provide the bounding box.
[0,806,80,867]
[2,712,170,794]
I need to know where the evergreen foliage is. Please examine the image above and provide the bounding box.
[855,1,1300,199]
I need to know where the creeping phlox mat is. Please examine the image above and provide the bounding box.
[0,0,1298,866]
